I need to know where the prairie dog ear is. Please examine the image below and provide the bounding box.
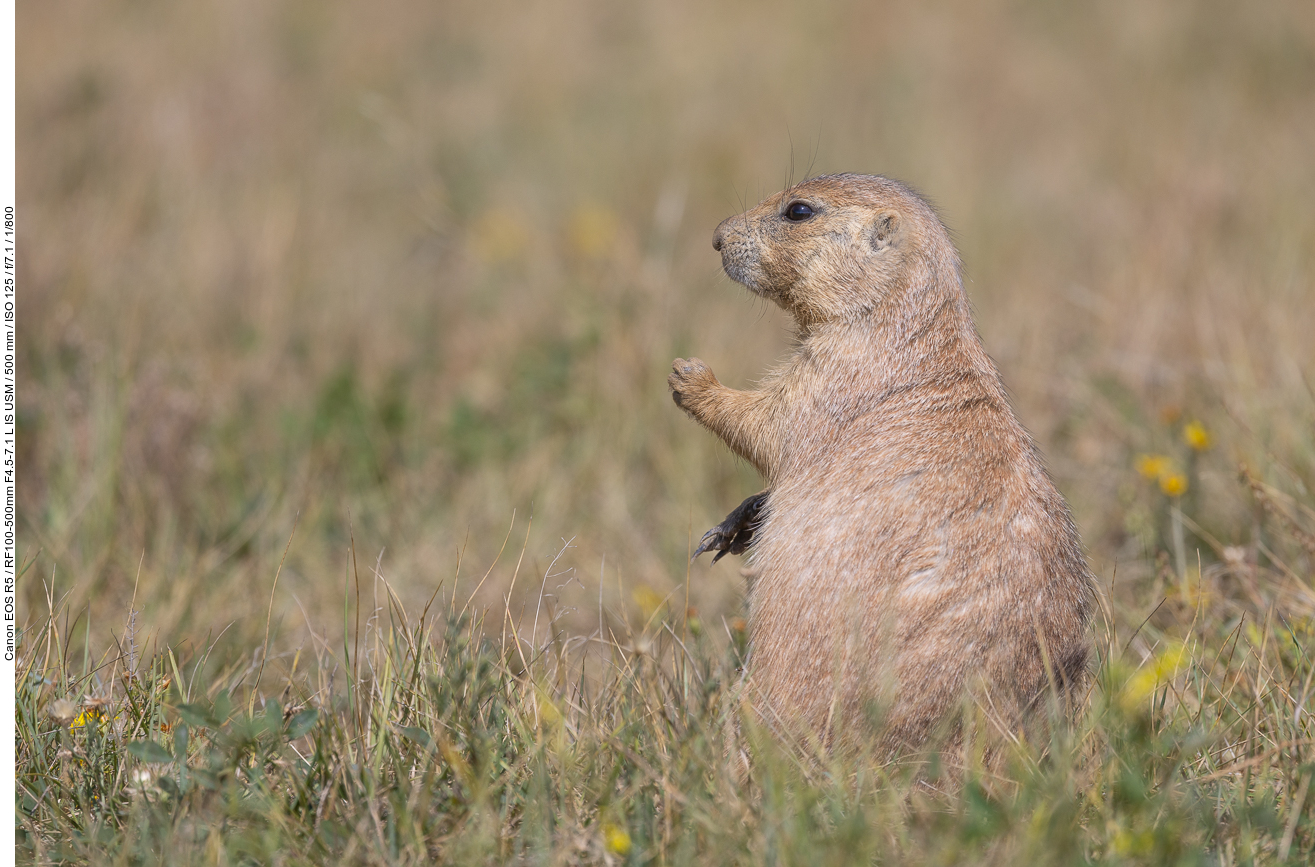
[870,210,902,252]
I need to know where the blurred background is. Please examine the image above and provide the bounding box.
[17,0,1315,657]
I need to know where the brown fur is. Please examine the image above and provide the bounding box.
[669,174,1095,755]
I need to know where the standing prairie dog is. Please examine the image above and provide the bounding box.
[670,174,1095,754]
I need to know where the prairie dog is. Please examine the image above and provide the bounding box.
[670,174,1095,753]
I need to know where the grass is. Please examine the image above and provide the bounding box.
[14,0,1315,862]
[14,488,1315,863]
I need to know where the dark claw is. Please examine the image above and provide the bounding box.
[692,491,768,563]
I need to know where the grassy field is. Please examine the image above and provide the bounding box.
[15,0,1315,862]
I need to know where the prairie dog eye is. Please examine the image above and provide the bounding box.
[784,201,815,222]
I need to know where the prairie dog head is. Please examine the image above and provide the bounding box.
[712,174,956,327]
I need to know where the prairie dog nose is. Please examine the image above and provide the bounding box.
[712,226,724,251]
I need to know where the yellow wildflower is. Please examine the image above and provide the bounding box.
[471,209,529,264]
[1158,473,1188,498]
[1244,621,1265,649]
[1122,640,1191,709]
[1177,568,1211,608]
[603,823,631,855]
[1182,421,1212,451]
[632,585,666,622]
[535,681,562,729]
[1135,454,1171,481]
[567,203,618,261]
[1136,453,1189,496]
[72,707,103,729]
[1113,827,1155,856]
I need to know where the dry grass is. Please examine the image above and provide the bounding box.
[15,0,1315,862]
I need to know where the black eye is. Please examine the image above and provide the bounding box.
[784,201,815,222]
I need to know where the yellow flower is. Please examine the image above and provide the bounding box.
[1122,640,1191,708]
[471,209,529,264]
[1244,621,1265,649]
[1135,454,1171,481]
[1158,473,1188,497]
[1136,453,1189,496]
[632,585,666,623]
[72,707,103,728]
[567,204,618,261]
[1177,568,1211,608]
[603,823,631,855]
[534,681,562,729]
[1112,827,1155,856]
[1182,421,1212,451]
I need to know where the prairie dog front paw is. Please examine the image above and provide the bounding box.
[668,357,720,412]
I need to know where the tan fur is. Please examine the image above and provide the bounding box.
[670,174,1095,754]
